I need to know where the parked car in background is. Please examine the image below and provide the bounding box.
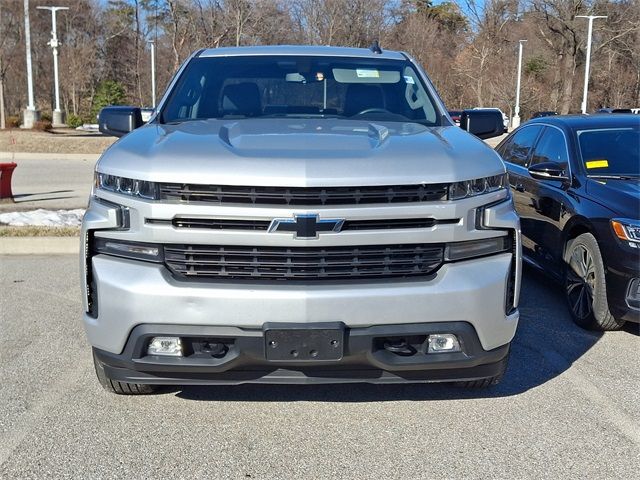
[473,108,509,132]
[596,108,633,114]
[531,111,558,119]
[496,115,639,331]
[448,110,462,126]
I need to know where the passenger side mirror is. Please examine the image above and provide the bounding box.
[528,162,569,181]
[98,106,143,137]
[460,110,504,139]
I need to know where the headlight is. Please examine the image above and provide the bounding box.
[449,173,507,200]
[95,172,158,200]
[93,238,163,262]
[611,219,640,248]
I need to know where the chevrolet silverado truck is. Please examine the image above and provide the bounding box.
[83,45,521,394]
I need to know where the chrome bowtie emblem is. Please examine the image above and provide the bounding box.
[268,214,345,239]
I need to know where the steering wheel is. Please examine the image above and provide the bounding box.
[353,108,391,116]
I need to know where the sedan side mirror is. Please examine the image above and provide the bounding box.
[528,162,569,181]
[98,106,143,137]
[460,110,504,139]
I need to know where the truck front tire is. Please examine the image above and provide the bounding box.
[93,349,158,395]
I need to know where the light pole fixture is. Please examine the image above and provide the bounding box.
[512,39,527,129]
[37,5,69,127]
[147,40,156,108]
[576,15,607,114]
[23,0,40,128]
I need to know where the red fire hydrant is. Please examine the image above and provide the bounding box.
[0,162,17,202]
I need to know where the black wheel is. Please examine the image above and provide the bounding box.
[564,233,625,331]
[93,349,158,395]
[453,350,509,388]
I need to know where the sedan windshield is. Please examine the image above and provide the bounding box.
[161,56,441,126]
[578,127,640,177]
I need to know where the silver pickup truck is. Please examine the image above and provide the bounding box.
[83,45,521,394]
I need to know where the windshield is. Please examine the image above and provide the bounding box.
[161,55,441,126]
[577,127,640,177]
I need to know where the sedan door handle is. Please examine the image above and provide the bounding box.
[514,183,525,192]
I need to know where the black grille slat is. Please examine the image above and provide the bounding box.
[159,184,449,206]
[164,244,444,281]
[169,217,448,231]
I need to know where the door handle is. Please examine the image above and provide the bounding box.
[514,184,525,192]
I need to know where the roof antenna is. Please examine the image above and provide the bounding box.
[369,40,382,54]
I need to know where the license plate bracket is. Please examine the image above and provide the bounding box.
[264,323,344,361]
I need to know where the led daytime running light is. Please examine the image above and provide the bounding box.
[449,173,507,200]
[95,172,158,200]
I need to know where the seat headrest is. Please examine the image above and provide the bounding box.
[221,82,262,117]
[343,84,385,117]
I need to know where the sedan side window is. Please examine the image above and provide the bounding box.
[531,127,569,169]
[501,125,543,167]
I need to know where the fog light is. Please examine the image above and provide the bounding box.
[427,334,461,353]
[147,337,182,356]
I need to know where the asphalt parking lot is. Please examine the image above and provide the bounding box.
[1,255,638,479]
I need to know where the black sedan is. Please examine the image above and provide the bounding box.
[496,115,639,330]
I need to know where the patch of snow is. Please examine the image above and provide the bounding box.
[0,209,85,227]
[75,124,99,132]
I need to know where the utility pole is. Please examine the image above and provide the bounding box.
[23,0,40,128]
[577,15,607,115]
[148,40,156,108]
[512,40,527,129]
[37,5,69,127]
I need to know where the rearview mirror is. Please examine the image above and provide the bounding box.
[460,110,504,139]
[528,162,569,181]
[98,106,143,137]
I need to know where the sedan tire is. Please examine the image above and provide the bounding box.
[564,233,625,331]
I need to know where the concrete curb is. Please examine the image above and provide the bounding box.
[0,236,80,255]
[0,152,100,161]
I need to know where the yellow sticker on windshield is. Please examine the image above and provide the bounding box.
[586,160,609,169]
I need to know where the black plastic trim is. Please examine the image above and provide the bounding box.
[94,322,511,385]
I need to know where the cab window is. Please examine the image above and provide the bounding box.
[500,125,543,167]
[531,127,569,169]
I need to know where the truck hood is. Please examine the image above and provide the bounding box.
[98,118,505,186]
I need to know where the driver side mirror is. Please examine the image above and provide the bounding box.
[528,162,569,181]
[98,106,143,137]
[460,110,504,139]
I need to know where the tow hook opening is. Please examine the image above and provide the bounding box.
[382,339,417,356]
[378,335,427,356]
[181,338,233,359]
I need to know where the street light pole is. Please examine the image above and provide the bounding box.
[512,39,527,129]
[23,0,40,128]
[577,15,607,114]
[37,6,69,127]
[148,41,156,108]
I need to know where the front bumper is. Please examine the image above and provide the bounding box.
[606,265,640,323]
[85,252,519,354]
[94,322,511,385]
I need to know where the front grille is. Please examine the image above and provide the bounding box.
[170,217,451,231]
[164,244,444,281]
[158,184,449,206]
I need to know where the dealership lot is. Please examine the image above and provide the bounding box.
[0,255,638,478]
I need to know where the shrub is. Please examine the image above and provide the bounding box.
[41,112,52,122]
[6,116,20,128]
[91,80,126,118]
[33,120,53,131]
[66,114,84,129]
